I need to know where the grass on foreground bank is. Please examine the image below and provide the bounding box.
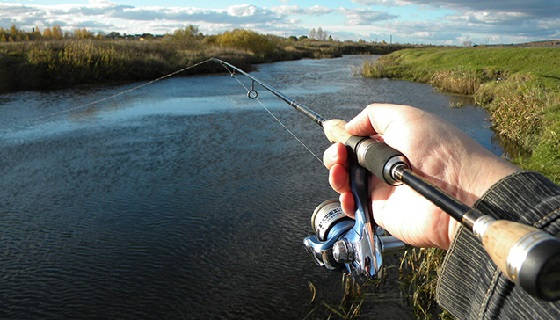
[362,47,560,319]
[362,47,560,183]
[0,28,409,93]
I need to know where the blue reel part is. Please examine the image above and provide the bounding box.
[303,151,396,280]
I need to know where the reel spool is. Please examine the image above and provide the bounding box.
[304,200,406,278]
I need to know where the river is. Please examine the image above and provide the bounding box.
[0,55,503,319]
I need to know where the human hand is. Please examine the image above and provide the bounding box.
[323,104,518,249]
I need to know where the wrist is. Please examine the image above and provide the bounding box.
[469,157,518,205]
[448,150,517,247]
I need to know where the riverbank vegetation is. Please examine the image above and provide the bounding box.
[362,47,560,182]
[0,25,411,93]
[362,47,560,318]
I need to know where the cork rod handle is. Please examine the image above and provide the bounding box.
[479,219,560,301]
[323,119,352,144]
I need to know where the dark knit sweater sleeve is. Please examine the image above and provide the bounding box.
[436,171,560,320]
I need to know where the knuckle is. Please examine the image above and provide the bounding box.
[365,104,378,111]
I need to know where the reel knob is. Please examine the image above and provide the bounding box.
[304,200,407,277]
[333,239,354,263]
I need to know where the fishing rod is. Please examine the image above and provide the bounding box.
[212,58,560,301]
[211,58,325,126]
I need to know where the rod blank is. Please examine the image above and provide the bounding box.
[212,58,325,126]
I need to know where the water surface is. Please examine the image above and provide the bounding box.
[0,55,503,319]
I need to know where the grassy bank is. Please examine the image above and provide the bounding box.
[362,47,560,318]
[362,47,560,182]
[0,29,410,93]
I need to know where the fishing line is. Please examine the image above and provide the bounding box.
[226,72,323,165]
[224,74,322,235]
[8,58,214,131]
[7,57,325,167]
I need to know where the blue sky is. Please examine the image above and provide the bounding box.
[1,1,558,44]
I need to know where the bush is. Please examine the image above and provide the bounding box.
[166,25,202,48]
[430,69,480,95]
[214,29,276,56]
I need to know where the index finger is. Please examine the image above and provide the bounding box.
[345,103,413,137]
[323,142,347,170]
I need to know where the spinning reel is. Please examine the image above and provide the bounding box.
[303,147,406,281]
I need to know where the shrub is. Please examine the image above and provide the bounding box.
[430,69,480,95]
[166,25,202,48]
[214,29,276,56]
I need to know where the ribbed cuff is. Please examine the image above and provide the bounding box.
[473,171,560,228]
[436,172,560,320]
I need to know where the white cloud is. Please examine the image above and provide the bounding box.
[308,5,333,15]
[0,3,289,34]
[227,4,258,17]
[87,0,114,6]
[351,0,409,6]
[271,5,299,15]
[340,8,397,25]
[353,0,560,17]
[0,2,556,45]
[272,5,332,16]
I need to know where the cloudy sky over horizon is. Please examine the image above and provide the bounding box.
[0,0,558,45]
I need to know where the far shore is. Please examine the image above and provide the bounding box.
[0,31,413,94]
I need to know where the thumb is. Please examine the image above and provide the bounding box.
[345,103,410,137]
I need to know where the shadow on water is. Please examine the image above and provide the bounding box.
[492,134,530,159]
[440,91,528,159]
[446,93,476,108]
[441,91,528,159]
[0,55,504,319]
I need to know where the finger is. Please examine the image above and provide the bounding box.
[345,103,412,136]
[329,164,351,194]
[339,192,355,217]
[323,142,347,170]
[344,106,377,136]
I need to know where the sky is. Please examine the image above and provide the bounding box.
[0,0,558,45]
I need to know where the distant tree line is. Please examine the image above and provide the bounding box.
[0,24,103,41]
[0,24,399,46]
[0,24,171,42]
[308,27,331,41]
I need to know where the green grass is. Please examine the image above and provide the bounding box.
[362,47,560,88]
[362,47,560,319]
[362,47,560,182]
